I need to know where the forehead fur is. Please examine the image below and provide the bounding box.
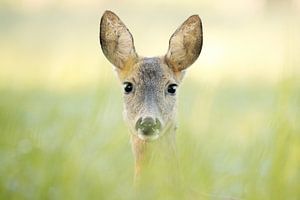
[138,57,163,83]
[117,57,183,82]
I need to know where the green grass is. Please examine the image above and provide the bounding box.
[0,79,299,200]
[1,4,300,199]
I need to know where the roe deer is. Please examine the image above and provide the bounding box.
[99,10,203,180]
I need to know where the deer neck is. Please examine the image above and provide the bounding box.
[130,125,178,180]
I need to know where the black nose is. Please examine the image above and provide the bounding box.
[136,117,161,135]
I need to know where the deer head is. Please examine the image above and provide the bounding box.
[99,10,202,141]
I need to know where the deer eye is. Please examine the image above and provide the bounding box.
[167,84,178,95]
[123,82,133,94]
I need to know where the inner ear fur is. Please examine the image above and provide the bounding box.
[100,10,138,69]
[165,15,203,72]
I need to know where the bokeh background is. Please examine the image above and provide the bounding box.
[0,0,299,199]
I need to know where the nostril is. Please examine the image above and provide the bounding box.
[135,117,143,130]
[155,118,161,130]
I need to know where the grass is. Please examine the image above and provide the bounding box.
[0,79,299,200]
[0,3,300,199]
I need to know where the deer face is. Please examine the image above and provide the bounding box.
[100,11,203,141]
[120,57,179,141]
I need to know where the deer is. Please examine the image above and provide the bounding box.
[99,10,203,182]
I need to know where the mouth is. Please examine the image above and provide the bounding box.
[137,129,160,141]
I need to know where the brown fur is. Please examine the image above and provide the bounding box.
[99,10,203,181]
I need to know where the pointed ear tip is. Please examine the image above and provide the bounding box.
[103,10,114,15]
[185,15,202,25]
[102,10,118,20]
[190,14,200,18]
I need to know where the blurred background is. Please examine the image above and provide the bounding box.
[0,0,299,199]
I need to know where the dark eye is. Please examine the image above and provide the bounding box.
[167,84,178,95]
[123,82,133,94]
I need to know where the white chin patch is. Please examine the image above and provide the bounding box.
[137,129,160,141]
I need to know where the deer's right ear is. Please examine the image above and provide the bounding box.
[100,10,138,69]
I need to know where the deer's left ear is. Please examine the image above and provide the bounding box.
[165,15,203,72]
